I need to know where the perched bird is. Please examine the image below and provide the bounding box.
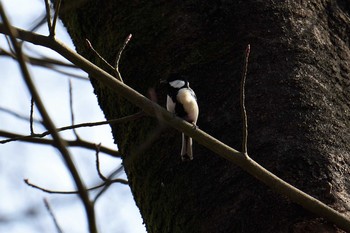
[165,74,199,161]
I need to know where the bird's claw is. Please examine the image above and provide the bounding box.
[191,122,198,130]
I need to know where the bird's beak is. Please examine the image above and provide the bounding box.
[160,79,167,84]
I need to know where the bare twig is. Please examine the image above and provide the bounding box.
[0,111,144,144]
[0,106,42,123]
[0,49,80,69]
[95,143,107,181]
[4,34,14,54]
[68,79,80,139]
[27,13,47,33]
[240,44,250,156]
[50,0,61,37]
[114,34,132,82]
[0,130,120,157]
[44,0,52,32]
[43,198,63,233]
[0,48,88,80]
[25,179,99,194]
[0,5,97,233]
[46,67,88,80]
[93,165,125,203]
[24,176,128,194]
[2,24,350,232]
[30,97,35,134]
[85,39,116,74]
[94,144,127,203]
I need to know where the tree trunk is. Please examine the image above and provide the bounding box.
[59,0,350,232]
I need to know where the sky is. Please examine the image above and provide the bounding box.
[0,0,146,232]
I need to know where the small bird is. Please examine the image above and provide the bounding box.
[165,74,199,161]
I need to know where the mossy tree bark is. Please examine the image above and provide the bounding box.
[59,1,350,232]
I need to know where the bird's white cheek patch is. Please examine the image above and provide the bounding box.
[169,80,185,88]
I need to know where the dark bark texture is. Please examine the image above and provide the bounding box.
[59,0,350,232]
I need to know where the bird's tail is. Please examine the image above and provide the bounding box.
[181,133,193,161]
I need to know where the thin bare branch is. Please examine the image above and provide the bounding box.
[114,34,132,82]
[44,0,52,32]
[240,44,250,156]
[30,97,35,134]
[93,165,125,203]
[68,79,80,139]
[114,34,132,69]
[46,67,88,80]
[0,6,96,233]
[85,39,118,76]
[4,34,14,53]
[28,14,47,33]
[0,48,88,80]
[93,144,127,203]
[24,176,128,194]
[95,143,108,181]
[0,106,42,123]
[0,130,119,157]
[0,111,144,144]
[0,49,79,69]
[25,179,97,194]
[43,198,63,233]
[50,0,61,37]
